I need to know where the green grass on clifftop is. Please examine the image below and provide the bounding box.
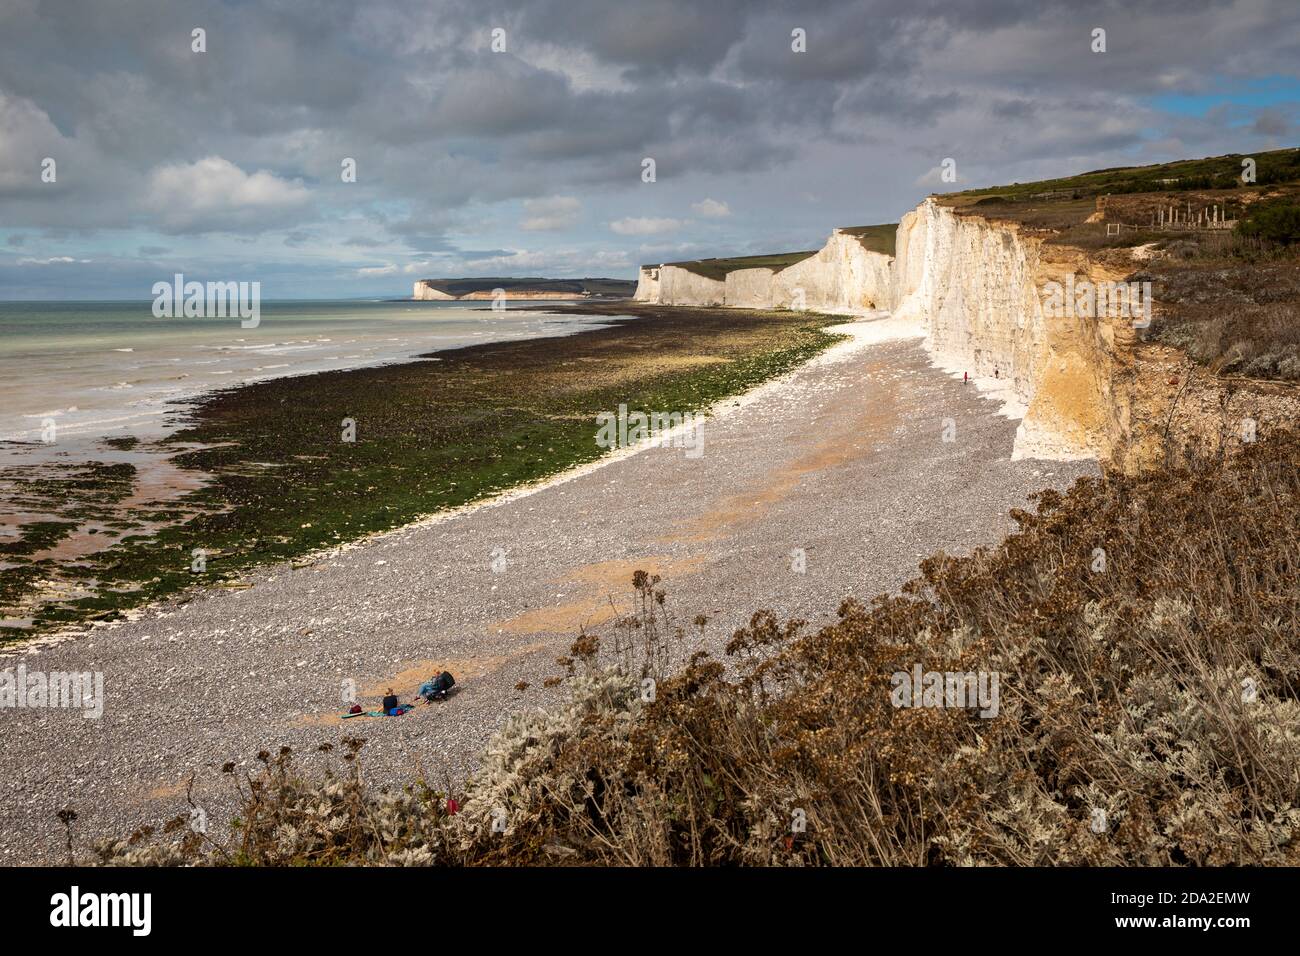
[651,222,898,281]
[943,147,1300,205]
[667,251,819,282]
[839,223,897,256]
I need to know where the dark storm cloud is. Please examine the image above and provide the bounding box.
[498,0,753,77]
[1254,110,1292,138]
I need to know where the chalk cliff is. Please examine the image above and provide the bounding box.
[633,202,1147,465]
[632,196,1297,469]
[658,265,726,306]
[413,281,457,300]
[774,229,894,312]
[891,199,1137,462]
[635,229,892,312]
[632,266,661,303]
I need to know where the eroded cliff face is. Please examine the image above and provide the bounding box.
[413,280,457,300]
[630,201,1194,466]
[636,230,893,312]
[633,266,661,303]
[658,265,726,306]
[771,230,893,311]
[891,199,1138,462]
[723,267,778,308]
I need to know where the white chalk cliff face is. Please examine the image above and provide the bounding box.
[412,281,456,300]
[658,264,726,306]
[632,266,661,303]
[635,200,1140,464]
[893,200,1135,462]
[635,229,892,313]
[776,230,893,312]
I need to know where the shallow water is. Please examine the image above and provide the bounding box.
[0,299,609,451]
[0,298,618,602]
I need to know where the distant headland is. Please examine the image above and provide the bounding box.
[412,276,636,300]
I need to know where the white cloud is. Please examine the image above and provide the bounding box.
[690,198,731,218]
[609,217,688,236]
[459,247,632,273]
[357,263,399,276]
[636,241,709,258]
[520,195,581,231]
[145,156,312,233]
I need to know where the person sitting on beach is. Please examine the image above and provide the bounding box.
[381,688,398,713]
[419,671,456,701]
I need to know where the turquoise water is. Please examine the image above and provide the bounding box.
[0,298,608,446]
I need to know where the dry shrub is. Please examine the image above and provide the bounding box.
[465,429,1300,866]
[1153,250,1300,380]
[91,431,1300,866]
[91,740,461,867]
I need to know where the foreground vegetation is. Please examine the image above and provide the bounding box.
[87,428,1300,866]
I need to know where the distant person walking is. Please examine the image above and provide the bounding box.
[963,371,968,384]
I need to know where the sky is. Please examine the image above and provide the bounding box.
[0,0,1297,300]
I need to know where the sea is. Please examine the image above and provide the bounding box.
[0,299,612,450]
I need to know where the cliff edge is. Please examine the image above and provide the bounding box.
[633,150,1300,471]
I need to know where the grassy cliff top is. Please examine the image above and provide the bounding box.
[838,223,897,256]
[661,251,819,282]
[936,146,1300,382]
[940,147,1300,207]
[648,222,898,280]
[930,147,1300,255]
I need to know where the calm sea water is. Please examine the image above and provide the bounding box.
[0,299,612,448]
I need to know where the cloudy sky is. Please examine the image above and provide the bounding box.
[1,0,1297,299]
